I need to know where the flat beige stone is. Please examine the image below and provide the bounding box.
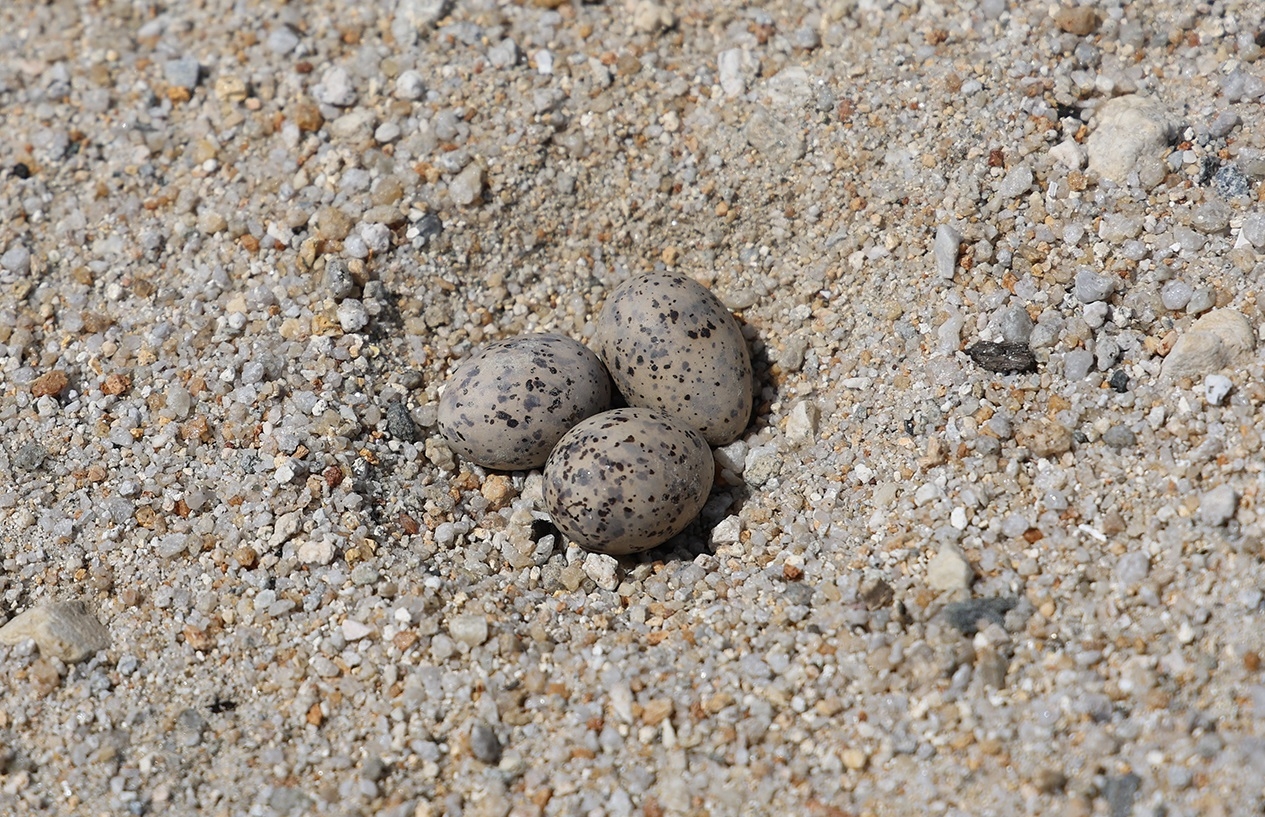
[0,601,110,663]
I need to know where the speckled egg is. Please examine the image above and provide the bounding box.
[593,272,752,446]
[438,334,611,470]
[543,407,714,555]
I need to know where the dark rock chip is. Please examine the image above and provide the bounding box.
[966,341,1037,374]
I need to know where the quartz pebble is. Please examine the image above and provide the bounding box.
[594,273,753,446]
[1162,308,1255,379]
[1204,374,1233,406]
[0,601,110,663]
[933,224,961,279]
[543,408,714,555]
[927,547,973,592]
[1087,95,1176,183]
[1199,485,1239,526]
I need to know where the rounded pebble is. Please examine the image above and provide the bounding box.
[438,334,611,470]
[543,408,714,555]
[593,272,753,446]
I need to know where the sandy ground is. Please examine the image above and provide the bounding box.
[2,1,1265,815]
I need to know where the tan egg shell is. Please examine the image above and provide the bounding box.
[543,407,714,556]
[438,333,611,470]
[593,272,753,446]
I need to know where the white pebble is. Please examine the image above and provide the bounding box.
[785,401,819,447]
[1204,374,1232,406]
[341,620,373,641]
[933,224,960,280]
[582,552,620,591]
[449,614,489,647]
[337,299,370,333]
[927,546,973,592]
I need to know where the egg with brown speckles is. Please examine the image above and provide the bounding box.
[438,334,611,470]
[543,407,714,555]
[593,273,753,446]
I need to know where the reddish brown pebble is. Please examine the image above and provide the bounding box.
[102,373,131,395]
[1053,6,1101,35]
[398,512,421,536]
[783,563,804,582]
[1247,651,1261,672]
[324,465,345,488]
[31,369,69,397]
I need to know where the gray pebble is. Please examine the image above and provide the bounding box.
[1241,212,1265,249]
[942,597,1016,636]
[1185,286,1215,316]
[1160,280,1193,311]
[336,299,370,333]
[1102,425,1136,449]
[164,58,201,90]
[449,614,488,647]
[386,400,418,441]
[1074,269,1114,303]
[1209,110,1242,138]
[1103,773,1140,817]
[1115,551,1150,586]
[325,260,357,301]
[743,106,804,166]
[395,70,427,101]
[0,244,31,275]
[1095,335,1120,370]
[1192,199,1231,234]
[470,723,502,765]
[1064,349,1094,381]
[14,442,48,471]
[449,162,484,206]
[487,38,519,69]
[997,165,1033,199]
[1199,484,1239,526]
[314,66,357,107]
[266,26,301,55]
[176,708,207,747]
[1212,164,1251,199]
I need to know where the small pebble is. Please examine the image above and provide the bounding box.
[1160,280,1193,311]
[933,224,961,280]
[1074,269,1115,303]
[470,723,502,765]
[1204,374,1233,406]
[449,614,489,647]
[927,547,973,592]
[314,66,357,107]
[1115,551,1150,587]
[1162,308,1255,379]
[1102,425,1136,449]
[1064,350,1094,381]
[1199,485,1239,526]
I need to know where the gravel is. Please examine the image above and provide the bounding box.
[2,0,1265,815]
